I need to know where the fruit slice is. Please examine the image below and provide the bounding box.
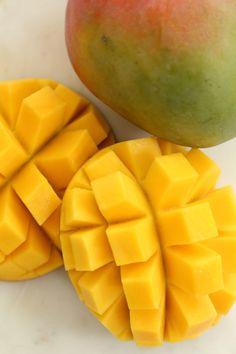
[61,137,236,346]
[0,78,113,280]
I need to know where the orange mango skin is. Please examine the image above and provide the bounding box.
[66,0,236,147]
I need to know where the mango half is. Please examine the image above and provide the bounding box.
[66,0,236,147]
[61,137,236,346]
[0,78,113,281]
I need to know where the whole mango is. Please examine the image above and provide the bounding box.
[66,0,236,147]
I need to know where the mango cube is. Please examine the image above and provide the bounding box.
[143,153,198,210]
[164,244,223,295]
[210,274,236,314]
[12,163,61,225]
[0,78,113,280]
[121,253,164,309]
[186,149,221,201]
[203,236,236,273]
[66,105,110,145]
[113,138,161,180]
[130,294,165,346]
[36,129,97,190]
[202,186,236,231]
[12,220,51,271]
[84,149,133,182]
[68,270,84,301]
[15,87,66,154]
[78,262,123,314]
[54,83,88,124]
[0,188,30,255]
[93,295,131,339]
[0,119,28,178]
[0,79,43,127]
[166,285,217,338]
[70,226,113,271]
[62,188,105,229]
[157,202,218,247]
[106,217,158,265]
[91,171,148,223]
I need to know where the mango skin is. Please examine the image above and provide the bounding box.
[65,0,236,147]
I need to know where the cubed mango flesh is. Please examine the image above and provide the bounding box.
[0,78,113,280]
[60,137,236,346]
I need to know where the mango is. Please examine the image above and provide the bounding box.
[60,137,236,346]
[0,78,113,281]
[66,0,236,147]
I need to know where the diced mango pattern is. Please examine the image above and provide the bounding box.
[60,137,236,346]
[0,78,113,280]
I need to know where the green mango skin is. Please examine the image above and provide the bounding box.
[66,0,236,147]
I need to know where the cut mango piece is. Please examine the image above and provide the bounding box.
[0,256,26,280]
[203,236,236,273]
[0,79,43,128]
[121,253,164,309]
[164,244,223,295]
[0,188,30,255]
[62,188,105,230]
[65,105,110,145]
[166,285,217,338]
[201,186,236,231]
[84,149,133,182]
[0,118,28,178]
[130,294,165,346]
[60,232,75,270]
[113,138,161,180]
[157,202,218,247]
[143,153,198,210]
[12,163,61,225]
[36,129,97,190]
[18,246,63,280]
[210,274,236,314]
[70,226,113,271]
[186,149,220,201]
[12,220,51,271]
[118,328,133,341]
[42,206,61,249]
[61,138,236,346]
[93,295,131,340]
[34,247,62,277]
[0,78,113,280]
[78,262,123,314]
[91,171,148,223]
[54,83,88,124]
[68,270,84,301]
[15,87,66,154]
[106,217,158,265]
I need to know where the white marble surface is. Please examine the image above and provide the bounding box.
[0,1,235,353]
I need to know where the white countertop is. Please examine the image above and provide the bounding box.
[0,1,235,353]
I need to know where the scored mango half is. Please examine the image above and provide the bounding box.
[60,137,236,346]
[0,78,113,281]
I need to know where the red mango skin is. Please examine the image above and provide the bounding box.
[66,0,236,147]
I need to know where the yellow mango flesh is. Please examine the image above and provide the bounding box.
[60,137,236,346]
[0,78,113,280]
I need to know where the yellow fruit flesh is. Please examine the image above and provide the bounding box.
[61,137,236,346]
[0,78,113,280]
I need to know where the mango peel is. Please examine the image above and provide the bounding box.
[0,78,113,281]
[60,137,236,346]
